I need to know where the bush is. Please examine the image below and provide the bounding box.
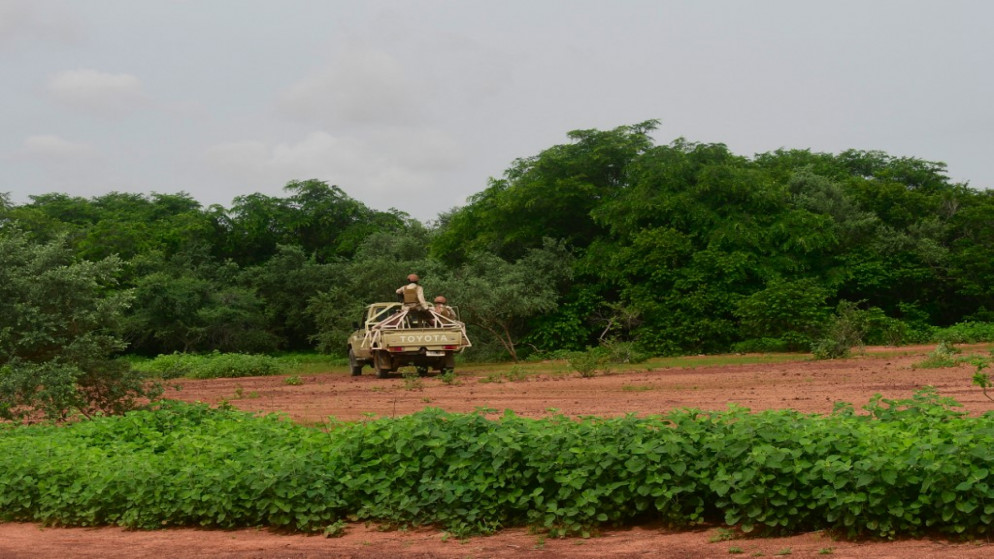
[732,338,793,353]
[933,322,994,344]
[567,348,606,377]
[0,231,159,421]
[811,301,892,359]
[132,352,291,380]
[599,339,651,364]
[911,342,963,369]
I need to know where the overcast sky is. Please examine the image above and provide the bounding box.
[2,1,992,221]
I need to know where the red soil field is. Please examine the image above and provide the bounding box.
[3,344,993,558]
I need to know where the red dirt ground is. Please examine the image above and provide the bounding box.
[3,344,994,558]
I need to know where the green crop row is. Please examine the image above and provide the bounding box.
[2,389,994,539]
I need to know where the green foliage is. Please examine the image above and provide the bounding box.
[7,122,994,361]
[306,226,437,356]
[731,338,793,353]
[565,341,650,378]
[439,370,460,386]
[433,238,573,361]
[401,370,424,391]
[933,321,994,344]
[567,347,609,378]
[214,180,407,266]
[3,391,994,540]
[479,366,529,384]
[239,245,341,351]
[124,250,281,355]
[811,301,894,359]
[131,352,291,380]
[971,357,994,402]
[0,230,158,420]
[911,342,963,369]
[734,278,832,349]
[599,339,651,365]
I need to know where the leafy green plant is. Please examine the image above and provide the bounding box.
[479,371,505,384]
[439,370,460,385]
[599,340,650,365]
[283,375,303,386]
[132,351,290,380]
[323,520,348,537]
[811,301,887,359]
[971,358,993,401]
[912,341,963,369]
[567,348,607,378]
[710,527,736,542]
[505,365,529,381]
[933,321,994,344]
[3,390,994,540]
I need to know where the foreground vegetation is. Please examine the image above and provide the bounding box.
[2,390,993,540]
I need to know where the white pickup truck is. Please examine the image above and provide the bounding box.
[347,302,472,378]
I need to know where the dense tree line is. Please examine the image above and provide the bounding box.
[2,121,993,370]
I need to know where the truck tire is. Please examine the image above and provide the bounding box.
[374,351,392,379]
[348,349,362,376]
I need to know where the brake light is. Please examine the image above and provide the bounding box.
[388,347,405,352]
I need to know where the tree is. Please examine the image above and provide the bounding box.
[239,244,341,350]
[435,239,573,361]
[432,121,658,263]
[0,230,158,421]
[734,277,833,348]
[124,249,279,355]
[306,226,437,355]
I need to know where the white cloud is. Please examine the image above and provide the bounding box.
[204,127,464,212]
[278,46,423,127]
[0,0,79,48]
[46,68,149,117]
[15,134,99,160]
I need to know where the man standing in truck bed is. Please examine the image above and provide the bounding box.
[396,273,429,311]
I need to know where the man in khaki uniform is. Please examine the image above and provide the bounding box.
[432,295,455,323]
[396,273,429,311]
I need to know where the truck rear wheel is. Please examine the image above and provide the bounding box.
[374,351,392,379]
[348,349,362,376]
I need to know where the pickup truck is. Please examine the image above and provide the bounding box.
[347,302,472,378]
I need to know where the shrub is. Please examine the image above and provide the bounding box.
[567,347,608,377]
[599,339,651,364]
[132,352,290,380]
[811,301,889,359]
[933,322,994,344]
[0,231,160,421]
[911,342,963,369]
[732,338,793,353]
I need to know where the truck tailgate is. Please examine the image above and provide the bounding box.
[379,329,464,348]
